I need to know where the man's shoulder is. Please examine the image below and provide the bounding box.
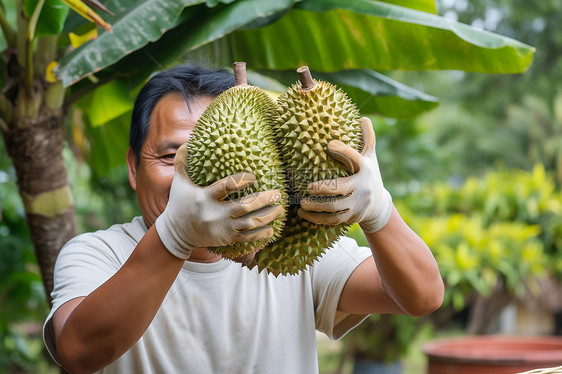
[313,235,372,273]
[106,216,148,240]
[72,216,146,241]
[322,235,368,260]
[333,235,360,249]
[59,216,147,262]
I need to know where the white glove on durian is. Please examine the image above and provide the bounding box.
[298,117,393,233]
[155,144,284,260]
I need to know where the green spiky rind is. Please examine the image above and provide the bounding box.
[245,205,349,276]
[244,79,361,275]
[276,79,363,195]
[187,86,288,258]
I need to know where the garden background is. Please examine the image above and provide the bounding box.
[0,0,560,372]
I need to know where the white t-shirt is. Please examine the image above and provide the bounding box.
[43,216,371,374]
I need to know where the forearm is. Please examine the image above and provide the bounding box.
[56,226,184,374]
[365,206,444,316]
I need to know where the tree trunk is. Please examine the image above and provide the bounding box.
[466,279,512,334]
[2,111,76,304]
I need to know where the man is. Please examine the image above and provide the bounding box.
[43,64,443,374]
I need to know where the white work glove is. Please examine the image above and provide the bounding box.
[298,117,393,233]
[155,144,284,260]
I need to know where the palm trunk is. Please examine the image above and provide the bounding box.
[0,8,77,305]
[2,111,76,304]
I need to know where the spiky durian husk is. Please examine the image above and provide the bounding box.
[245,205,347,276]
[277,80,363,190]
[186,86,288,258]
[247,79,363,275]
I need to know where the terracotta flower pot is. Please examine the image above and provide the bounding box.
[423,335,562,374]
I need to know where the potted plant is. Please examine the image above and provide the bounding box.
[423,334,562,374]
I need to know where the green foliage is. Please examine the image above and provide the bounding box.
[76,80,135,128]
[413,98,528,178]
[441,0,561,102]
[414,83,562,186]
[424,0,562,183]
[54,0,535,85]
[373,116,445,196]
[62,147,140,233]
[73,81,135,178]
[81,113,132,179]
[0,0,541,370]
[23,0,69,37]
[407,212,544,309]
[0,147,134,372]
[230,0,534,73]
[43,0,534,179]
[55,0,300,86]
[504,93,562,184]
[378,0,437,13]
[346,223,369,247]
[399,164,562,310]
[0,152,49,372]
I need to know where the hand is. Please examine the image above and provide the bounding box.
[298,117,393,233]
[155,144,285,260]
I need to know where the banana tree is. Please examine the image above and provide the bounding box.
[0,0,534,302]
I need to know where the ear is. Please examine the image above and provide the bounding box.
[126,147,138,191]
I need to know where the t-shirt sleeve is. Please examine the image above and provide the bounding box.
[42,233,129,365]
[311,236,372,340]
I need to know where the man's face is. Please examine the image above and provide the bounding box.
[127,93,214,228]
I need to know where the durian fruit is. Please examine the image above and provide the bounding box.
[246,66,363,276]
[186,62,288,260]
[278,66,363,191]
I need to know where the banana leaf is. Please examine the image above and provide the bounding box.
[56,0,299,86]
[229,0,534,73]
[55,0,534,86]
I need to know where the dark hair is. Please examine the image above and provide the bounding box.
[129,64,235,163]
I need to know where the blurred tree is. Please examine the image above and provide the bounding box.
[441,0,560,103]
[416,0,562,180]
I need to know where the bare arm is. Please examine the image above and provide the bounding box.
[53,158,283,373]
[337,206,444,316]
[297,117,443,317]
[53,226,184,374]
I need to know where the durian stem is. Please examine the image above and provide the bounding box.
[233,62,248,86]
[297,66,316,91]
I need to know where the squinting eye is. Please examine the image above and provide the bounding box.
[163,154,176,159]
